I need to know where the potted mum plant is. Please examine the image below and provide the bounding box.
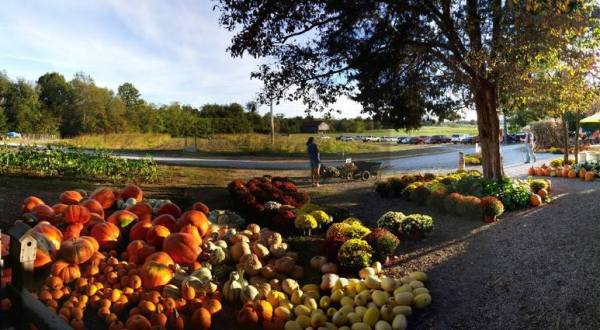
[480,196,505,223]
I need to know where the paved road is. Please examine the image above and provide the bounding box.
[118,143,555,173]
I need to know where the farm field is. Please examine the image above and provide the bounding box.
[11,124,477,156]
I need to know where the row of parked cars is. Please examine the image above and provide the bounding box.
[335,134,479,144]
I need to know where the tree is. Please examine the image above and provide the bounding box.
[117,83,142,109]
[37,72,72,122]
[4,79,42,134]
[216,0,598,179]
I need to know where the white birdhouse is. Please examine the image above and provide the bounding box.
[8,221,37,263]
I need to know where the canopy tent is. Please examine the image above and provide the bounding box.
[580,113,600,124]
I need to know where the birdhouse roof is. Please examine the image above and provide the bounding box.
[7,222,33,241]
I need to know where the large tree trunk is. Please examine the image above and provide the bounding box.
[474,80,504,180]
[562,115,569,163]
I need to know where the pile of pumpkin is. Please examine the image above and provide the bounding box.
[13,184,431,329]
[528,164,597,181]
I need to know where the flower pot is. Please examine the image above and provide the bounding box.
[483,215,496,223]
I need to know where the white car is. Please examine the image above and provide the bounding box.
[451,134,470,144]
[319,135,331,140]
[339,136,354,141]
[362,136,378,142]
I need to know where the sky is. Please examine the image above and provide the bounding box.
[0,0,367,118]
[0,0,476,120]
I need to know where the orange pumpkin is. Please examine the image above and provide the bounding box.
[60,191,83,205]
[90,187,117,209]
[192,202,210,215]
[34,248,54,268]
[157,203,182,219]
[555,166,563,177]
[140,261,173,289]
[127,203,153,223]
[63,223,84,240]
[125,315,152,330]
[146,225,170,248]
[32,221,63,251]
[63,205,91,225]
[126,240,156,264]
[543,168,551,176]
[530,194,542,207]
[203,299,222,315]
[237,305,259,327]
[121,184,143,203]
[129,221,153,241]
[534,167,544,176]
[177,210,209,237]
[83,213,105,236]
[256,300,273,321]
[80,199,105,218]
[107,210,138,228]
[152,214,177,232]
[579,168,587,180]
[90,221,121,250]
[191,307,212,330]
[150,312,168,328]
[162,233,201,266]
[179,224,201,244]
[22,196,44,213]
[562,167,570,177]
[60,237,98,264]
[527,167,536,176]
[263,318,285,330]
[30,204,55,222]
[568,170,577,178]
[51,203,69,217]
[144,251,174,266]
[537,188,548,198]
[585,171,596,182]
[51,260,81,284]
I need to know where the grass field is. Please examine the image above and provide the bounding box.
[16,124,477,156]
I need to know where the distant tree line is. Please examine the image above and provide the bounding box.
[0,70,388,137]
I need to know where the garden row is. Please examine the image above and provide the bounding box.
[0,145,159,183]
[375,170,551,222]
[1,179,432,330]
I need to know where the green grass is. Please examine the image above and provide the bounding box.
[21,124,477,156]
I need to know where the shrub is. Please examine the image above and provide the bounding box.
[337,239,373,268]
[375,181,392,197]
[464,153,481,165]
[310,210,332,228]
[387,177,407,196]
[424,173,436,180]
[427,188,447,211]
[456,195,482,218]
[376,211,406,232]
[483,178,531,211]
[402,182,423,199]
[481,196,505,217]
[409,185,431,205]
[443,192,464,214]
[325,221,370,241]
[363,228,400,262]
[342,217,363,226]
[529,179,548,193]
[294,214,317,235]
[450,172,484,196]
[395,214,434,239]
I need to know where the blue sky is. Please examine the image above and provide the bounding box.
[0,0,364,118]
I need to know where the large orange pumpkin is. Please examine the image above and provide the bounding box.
[530,194,542,207]
[177,210,209,237]
[585,171,596,182]
[146,225,170,248]
[34,249,53,268]
[579,168,587,180]
[80,199,105,218]
[162,233,201,266]
[527,167,536,176]
[538,188,548,198]
[568,170,577,178]
[32,221,63,251]
[562,167,570,177]
[179,224,201,244]
[107,210,138,228]
[191,307,212,330]
[126,240,156,264]
[129,221,153,241]
[90,221,121,250]
[51,203,69,216]
[152,214,177,232]
[31,204,55,222]
[127,203,153,222]
[192,202,210,216]
[51,260,81,284]
[22,196,44,213]
[63,205,91,225]
[60,191,83,205]
[63,223,84,240]
[83,213,105,236]
[140,261,173,289]
[237,305,259,327]
[125,314,152,330]
[555,166,564,177]
[121,184,143,203]
[90,187,117,209]
[144,251,174,266]
[60,237,98,264]
[157,203,182,219]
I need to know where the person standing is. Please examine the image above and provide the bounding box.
[523,127,537,163]
[306,137,321,187]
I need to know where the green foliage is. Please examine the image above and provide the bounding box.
[337,239,373,268]
[482,178,532,211]
[0,145,159,183]
[481,196,505,217]
[376,211,406,232]
[409,185,431,205]
[363,228,400,262]
[448,171,484,196]
[395,214,434,239]
[529,179,549,193]
[325,221,370,241]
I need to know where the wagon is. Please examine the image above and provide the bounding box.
[351,160,383,180]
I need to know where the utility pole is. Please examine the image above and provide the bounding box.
[270,100,275,145]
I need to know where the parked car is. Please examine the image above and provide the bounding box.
[396,136,408,144]
[426,135,451,144]
[462,135,480,144]
[6,132,21,138]
[362,136,379,142]
[339,136,354,141]
[451,134,470,144]
[409,136,428,144]
[398,137,412,144]
[382,136,396,142]
[319,135,331,140]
